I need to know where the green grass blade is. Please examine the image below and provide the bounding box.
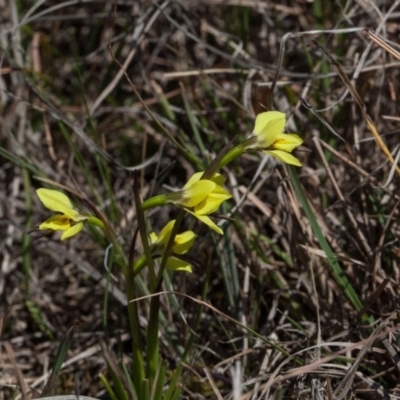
[99,373,119,400]
[287,166,367,318]
[40,322,78,397]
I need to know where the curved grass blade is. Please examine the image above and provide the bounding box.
[287,166,370,323]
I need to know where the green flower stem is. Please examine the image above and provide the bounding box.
[219,144,246,169]
[146,211,185,384]
[97,219,145,396]
[141,194,168,211]
[135,178,159,291]
[136,205,157,291]
[126,258,145,397]
[165,253,211,399]
[133,177,160,391]
[88,215,106,229]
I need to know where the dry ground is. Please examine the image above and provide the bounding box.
[1,0,400,399]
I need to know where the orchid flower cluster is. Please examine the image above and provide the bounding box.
[36,111,303,273]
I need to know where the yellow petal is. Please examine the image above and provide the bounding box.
[273,133,303,152]
[36,188,82,220]
[193,186,232,215]
[186,210,223,235]
[208,173,226,186]
[183,171,204,188]
[156,220,175,246]
[61,222,84,240]
[150,220,196,256]
[266,150,302,166]
[179,180,216,208]
[149,232,158,244]
[173,231,197,254]
[253,111,285,147]
[166,257,193,272]
[184,171,226,188]
[37,188,73,208]
[39,215,71,231]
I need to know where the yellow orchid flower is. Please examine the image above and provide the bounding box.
[149,220,197,272]
[36,188,90,240]
[246,111,303,166]
[170,172,231,235]
[140,172,231,234]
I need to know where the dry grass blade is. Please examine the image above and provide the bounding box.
[99,341,136,400]
[313,137,373,259]
[89,2,168,115]
[269,27,364,109]
[373,200,400,283]
[260,328,400,394]
[333,333,375,399]
[366,29,400,61]
[313,40,400,177]
[3,342,28,400]
[24,80,162,172]
[203,368,224,400]
[356,279,390,319]
[382,335,400,375]
[316,138,400,201]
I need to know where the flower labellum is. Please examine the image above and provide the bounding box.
[169,172,232,234]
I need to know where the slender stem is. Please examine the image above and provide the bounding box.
[165,255,211,400]
[136,205,157,291]
[98,220,145,396]
[125,251,145,397]
[141,194,168,211]
[218,144,246,169]
[146,211,185,383]
[88,215,106,229]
